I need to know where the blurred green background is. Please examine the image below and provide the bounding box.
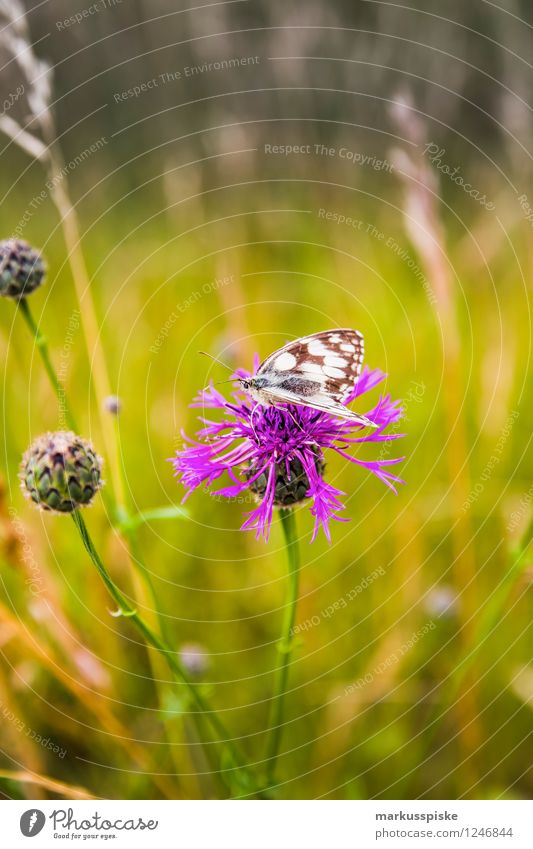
[0,0,531,800]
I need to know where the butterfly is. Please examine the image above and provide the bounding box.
[238,329,377,427]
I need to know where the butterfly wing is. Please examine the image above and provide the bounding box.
[257,329,364,402]
[255,329,376,427]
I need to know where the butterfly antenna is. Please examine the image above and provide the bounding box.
[199,351,240,393]
[198,350,233,371]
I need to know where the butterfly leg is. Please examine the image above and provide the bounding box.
[281,405,304,432]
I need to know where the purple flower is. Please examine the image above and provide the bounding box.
[171,364,406,542]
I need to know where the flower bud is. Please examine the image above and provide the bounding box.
[20,431,103,513]
[0,239,45,299]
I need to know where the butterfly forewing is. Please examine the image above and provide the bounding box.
[257,329,364,402]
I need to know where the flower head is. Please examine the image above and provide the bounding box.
[21,431,103,513]
[171,364,405,541]
[0,239,45,299]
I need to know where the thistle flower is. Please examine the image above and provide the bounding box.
[0,239,45,299]
[20,431,103,513]
[171,365,406,541]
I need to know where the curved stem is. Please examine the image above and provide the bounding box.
[264,508,301,786]
[18,298,77,432]
[70,510,256,796]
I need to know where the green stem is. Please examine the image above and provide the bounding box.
[16,297,261,796]
[70,510,255,796]
[18,297,172,653]
[18,299,179,671]
[17,296,182,647]
[16,297,254,793]
[264,508,301,786]
[18,298,77,431]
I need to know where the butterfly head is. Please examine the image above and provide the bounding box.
[238,375,270,405]
[238,376,265,391]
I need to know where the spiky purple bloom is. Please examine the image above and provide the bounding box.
[171,364,406,541]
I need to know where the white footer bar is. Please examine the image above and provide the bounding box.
[2,799,532,848]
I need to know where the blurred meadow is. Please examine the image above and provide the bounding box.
[0,0,531,800]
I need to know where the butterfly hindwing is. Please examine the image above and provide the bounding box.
[254,381,376,427]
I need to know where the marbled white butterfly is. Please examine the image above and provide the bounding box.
[239,329,377,427]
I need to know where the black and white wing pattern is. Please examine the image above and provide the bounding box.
[245,329,376,427]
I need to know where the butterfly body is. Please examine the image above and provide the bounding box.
[239,329,377,428]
